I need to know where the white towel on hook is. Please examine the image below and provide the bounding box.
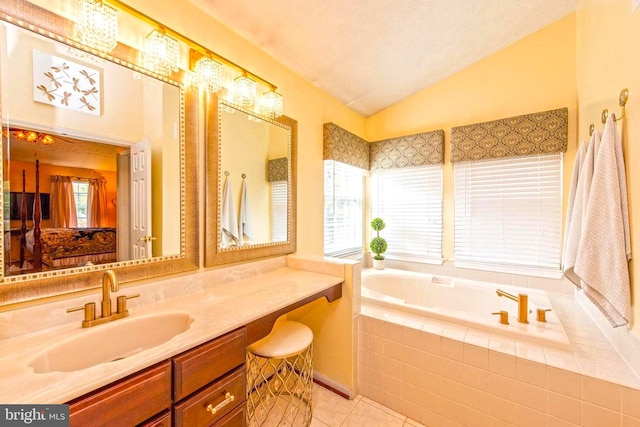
[221,177,239,247]
[239,179,254,244]
[563,132,599,286]
[574,113,631,327]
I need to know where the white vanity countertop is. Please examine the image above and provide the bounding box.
[0,258,344,404]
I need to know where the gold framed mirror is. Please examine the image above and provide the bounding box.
[205,94,296,266]
[0,2,198,306]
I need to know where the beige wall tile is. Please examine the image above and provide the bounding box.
[622,386,640,419]
[442,337,464,361]
[488,372,518,401]
[546,415,580,427]
[622,415,640,427]
[464,343,489,370]
[581,402,620,427]
[547,391,581,425]
[548,366,582,399]
[516,358,547,388]
[516,382,547,413]
[487,394,518,424]
[582,376,621,412]
[516,405,546,427]
[489,350,517,378]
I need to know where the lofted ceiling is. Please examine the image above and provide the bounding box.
[188,0,577,117]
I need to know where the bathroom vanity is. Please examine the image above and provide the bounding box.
[0,259,344,422]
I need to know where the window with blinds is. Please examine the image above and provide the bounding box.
[324,160,364,256]
[371,165,443,261]
[271,181,287,241]
[453,153,563,271]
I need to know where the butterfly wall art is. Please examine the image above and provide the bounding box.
[32,50,102,116]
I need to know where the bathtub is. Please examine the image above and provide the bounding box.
[361,268,570,349]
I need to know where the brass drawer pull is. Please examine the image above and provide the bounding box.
[206,392,235,415]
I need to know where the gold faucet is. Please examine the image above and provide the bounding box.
[496,289,529,324]
[67,270,139,328]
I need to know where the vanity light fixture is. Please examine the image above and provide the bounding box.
[75,0,119,53]
[192,52,223,93]
[233,73,257,107]
[259,88,284,119]
[143,28,180,76]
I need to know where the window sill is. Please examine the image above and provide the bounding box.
[452,260,563,280]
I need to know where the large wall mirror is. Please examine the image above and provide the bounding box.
[206,95,297,265]
[0,4,198,305]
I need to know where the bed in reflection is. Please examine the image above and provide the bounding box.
[17,160,117,271]
[23,227,117,268]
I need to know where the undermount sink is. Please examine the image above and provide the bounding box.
[29,312,193,373]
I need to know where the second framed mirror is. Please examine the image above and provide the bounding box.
[205,94,297,266]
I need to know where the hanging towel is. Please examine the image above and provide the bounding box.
[563,132,599,286]
[239,179,254,245]
[221,177,239,247]
[574,113,631,327]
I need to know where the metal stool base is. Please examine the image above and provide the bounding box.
[247,343,313,427]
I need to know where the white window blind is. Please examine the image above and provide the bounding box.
[454,153,563,271]
[271,181,287,241]
[371,166,443,261]
[324,160,364,256]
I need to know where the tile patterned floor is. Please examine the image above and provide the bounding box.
[311,384,426,427]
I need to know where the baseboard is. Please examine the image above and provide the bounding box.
[313,372,352,399]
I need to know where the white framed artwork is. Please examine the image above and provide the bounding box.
[32,50,102,116]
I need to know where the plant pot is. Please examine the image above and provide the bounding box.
[373,259,385,270]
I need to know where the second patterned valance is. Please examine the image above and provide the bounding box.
[370,130,444,170]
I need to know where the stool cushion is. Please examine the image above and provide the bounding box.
[248,320,313,359]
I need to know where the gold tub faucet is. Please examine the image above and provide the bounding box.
[496,289,529,324]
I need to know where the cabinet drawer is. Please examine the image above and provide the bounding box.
[68,361,171,427]
[174,366,246,427]
[141,410,171,427]
[173,328,246,401]
[214,404,246,427]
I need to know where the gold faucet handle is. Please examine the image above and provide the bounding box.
[116,293,140,314]
[492,311,509,325]
[67,302,96,323]
[536,308,552,322]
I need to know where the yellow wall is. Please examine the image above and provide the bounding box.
[576,0,640,337]
[366,13,578,261]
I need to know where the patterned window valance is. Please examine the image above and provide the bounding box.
[323,122,369,170]
[450,107,568,163]
[267,157,288,182]
[370,130,444,170]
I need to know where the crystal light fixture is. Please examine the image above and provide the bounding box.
[75,0,118,53]
[233,74,257,107]
[143,29,180,76]
[259,89,283,119]
[194,55,223,93]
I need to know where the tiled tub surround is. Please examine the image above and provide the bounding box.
[0,256,344,403]
[359,286,640,427]
[362,269,571,350]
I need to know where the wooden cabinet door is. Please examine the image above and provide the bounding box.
[68,362,171,427]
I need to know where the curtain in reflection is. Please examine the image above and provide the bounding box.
[88,177,108,227]
[50,176,78,228]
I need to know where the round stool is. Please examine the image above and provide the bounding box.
[246,320,313,427]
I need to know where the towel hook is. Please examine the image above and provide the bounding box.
[602,88,629,124]
[224,170,229,176]
[589,123,595,136]
[241,173,246,179]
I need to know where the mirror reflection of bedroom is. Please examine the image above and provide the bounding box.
[5,129,131,275]
[1,18,183,277]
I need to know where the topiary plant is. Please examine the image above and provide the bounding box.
[369,217,387,260]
